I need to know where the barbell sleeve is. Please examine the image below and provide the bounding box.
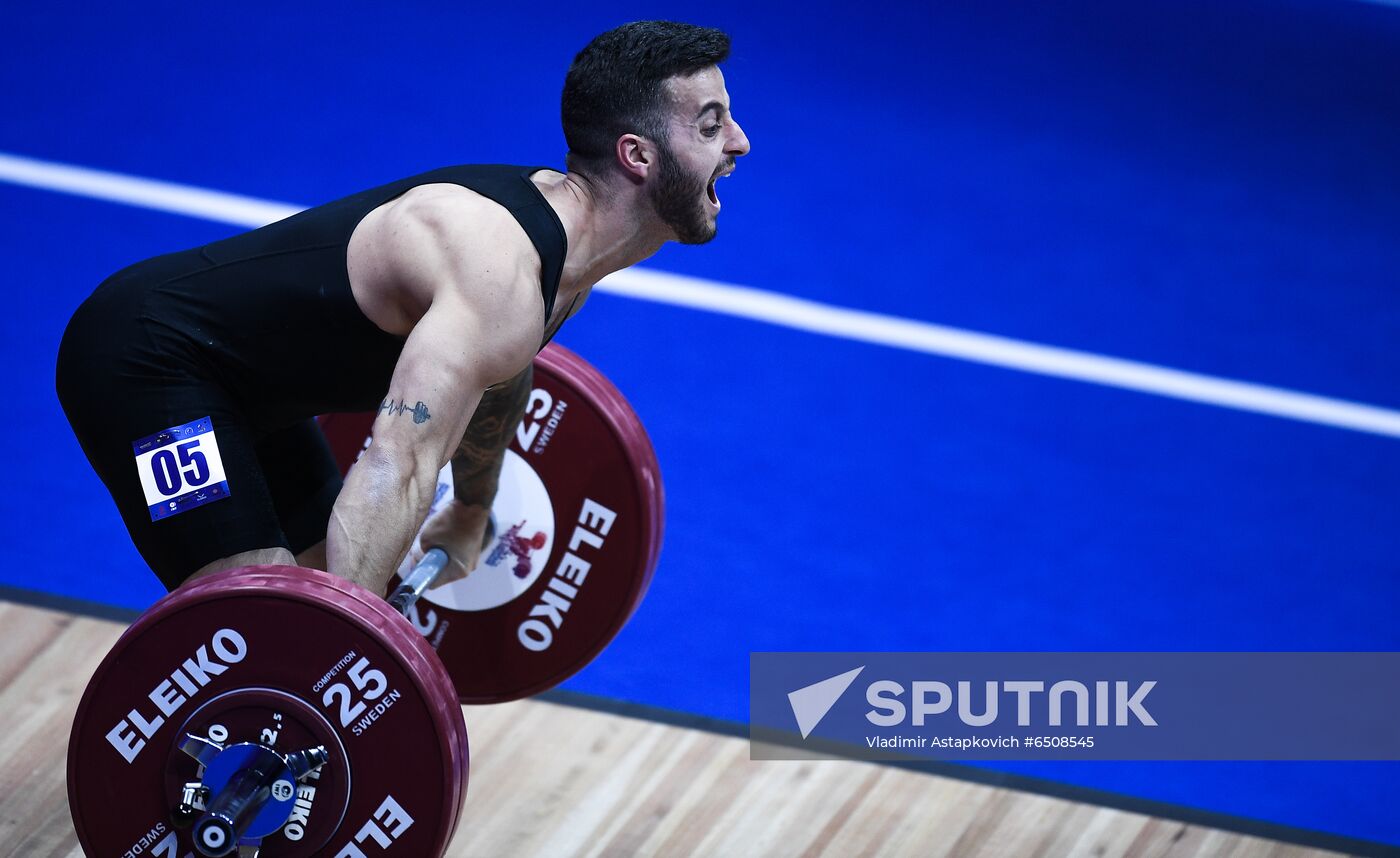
[387,547,450,616]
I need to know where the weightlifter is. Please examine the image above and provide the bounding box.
[55,21,749,596]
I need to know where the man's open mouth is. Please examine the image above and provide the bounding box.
[707,166,734,208]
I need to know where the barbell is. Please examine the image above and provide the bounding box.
[67,344,664,857]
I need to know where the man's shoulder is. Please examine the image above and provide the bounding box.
[374,183,542,277]
[382,187,547,341]
[391,180,524,235]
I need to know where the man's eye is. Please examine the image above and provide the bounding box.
[702,124,722,137]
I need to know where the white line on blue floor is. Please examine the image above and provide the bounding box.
[3,149,1397,439]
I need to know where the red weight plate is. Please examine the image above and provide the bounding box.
[534,345,666,610]
[318,344,664,703]
[69,565,468,858]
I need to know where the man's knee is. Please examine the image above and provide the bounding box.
[186,547,297,586]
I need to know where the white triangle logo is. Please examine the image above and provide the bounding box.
[788,666,865,739]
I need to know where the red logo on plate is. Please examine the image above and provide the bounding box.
[485,521,548,578]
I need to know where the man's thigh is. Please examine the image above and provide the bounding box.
[59,368,295,591]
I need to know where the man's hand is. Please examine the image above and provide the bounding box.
[410,499,494,586]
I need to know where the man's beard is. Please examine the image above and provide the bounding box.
[649,143,717,245]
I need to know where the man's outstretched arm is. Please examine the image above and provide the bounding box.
[325,189,541,593]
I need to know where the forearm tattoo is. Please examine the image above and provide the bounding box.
[379,398,432,424]
[451,366,533,505]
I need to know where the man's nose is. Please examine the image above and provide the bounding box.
[727,118,751,157]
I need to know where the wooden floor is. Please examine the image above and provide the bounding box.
[0,600,1358,858]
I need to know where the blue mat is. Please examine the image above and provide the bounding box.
[3,0,1397,849]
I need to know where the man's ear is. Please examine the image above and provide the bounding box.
[616,134,654,183]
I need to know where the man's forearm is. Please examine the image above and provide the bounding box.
[327,444,441,592]
[451,364,533,507]
[324,364,531,590]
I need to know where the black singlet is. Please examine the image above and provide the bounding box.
[55,164,568,588]
[114,163,564,431]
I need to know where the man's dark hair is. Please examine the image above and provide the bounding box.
[562,21,730,174]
